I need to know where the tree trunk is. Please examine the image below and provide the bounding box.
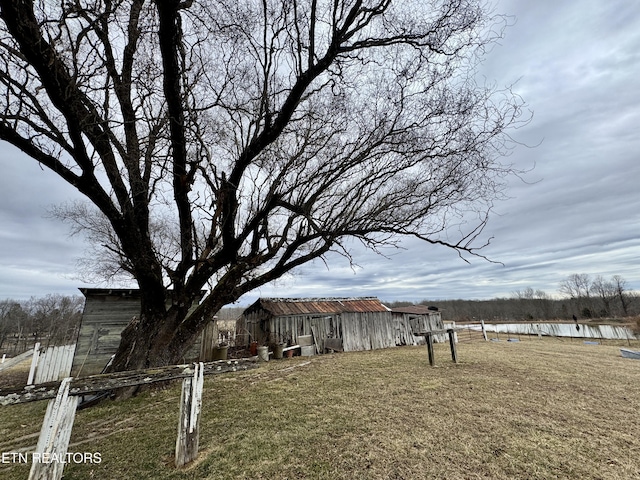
[106,291,223,400]
[107,293,181,398]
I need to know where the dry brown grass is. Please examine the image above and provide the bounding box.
[0,357,32,387]
[1,338,640,479]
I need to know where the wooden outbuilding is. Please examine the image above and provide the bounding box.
[236,297,444,353]
[70,289,211,376]
[390,304,446,344]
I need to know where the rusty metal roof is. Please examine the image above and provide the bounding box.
[390,305,439,315]
[249,297,389,316]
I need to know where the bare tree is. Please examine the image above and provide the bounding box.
[590,275,615,317]
[0,299,17,351]
[0,1,527,379]
[23,294,84,347]
[559,274,591,299]
[510,287,554,320]
[559,273,593,317]
[0,296,83,353]
[611,275,631,316]
[0,300,28,353]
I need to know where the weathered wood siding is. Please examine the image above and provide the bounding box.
[71,292,140,376]
[199,321,220,362]
[238,306,444,353]
[71,290,204,377]
[393,312,445,344]
[33,344,76,384]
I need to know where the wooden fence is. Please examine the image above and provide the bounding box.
[0,348,34,373]
[28,343,76,385]
[0,358,258,479]
[1,343,76,386]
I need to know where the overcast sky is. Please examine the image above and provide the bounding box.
[1,0,639,304]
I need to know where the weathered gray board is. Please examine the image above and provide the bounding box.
[1,360,257,479]
[0,348,34,373]
[71,291,140,376]
[71,289,204,377]
[28,378,79,480]
[240,311,444,353]
[0,359,257,406]
[175,363,204,467]
[31,344,76,385]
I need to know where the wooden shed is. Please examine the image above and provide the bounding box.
[70,288,210,376]
[390,305,446,344]
[236,297,443,353]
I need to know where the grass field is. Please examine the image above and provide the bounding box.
[1,338,640,479]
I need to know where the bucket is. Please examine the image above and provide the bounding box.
[250,341,258,356]
[257,346,269,362]
[213,345,228,360]
[273,344,284,360]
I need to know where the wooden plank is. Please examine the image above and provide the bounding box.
[426,332,434,366]
[175,362,204,467]
[414,327,464,335]
[28,377,80,480]
[0,348,34,373]
[324,338,343,352]
[0,359,257,406]
[34,344,77,384]
[310,326,321,354]
[27,343,41,385]
[448,329,458,363]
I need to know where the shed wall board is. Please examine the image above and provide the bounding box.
[237,299,444,354]
[71,293,141,376]
[71,290,204,376]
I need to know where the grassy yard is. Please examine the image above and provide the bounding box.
[1,338,639,479]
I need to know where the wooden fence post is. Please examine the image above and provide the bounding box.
[448,329,458,364]
[0,347,34,373]
[175,362,204,467]
[426,332,435,366]
[27,342,41,385]
[29,377,80,480]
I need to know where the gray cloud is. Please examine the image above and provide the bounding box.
[1,0,639,304]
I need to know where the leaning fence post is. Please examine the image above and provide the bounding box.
[27,342,41,385]
[29,377,80,480]
[175,362,204,467]
[448,329,458,364]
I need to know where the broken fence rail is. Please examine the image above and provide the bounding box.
[0,358,257,406]
[1,358,258,479]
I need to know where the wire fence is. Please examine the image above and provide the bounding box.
[452,322,640,348]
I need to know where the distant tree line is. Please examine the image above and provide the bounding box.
[0,295,84,354]
[387,274,638,323]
